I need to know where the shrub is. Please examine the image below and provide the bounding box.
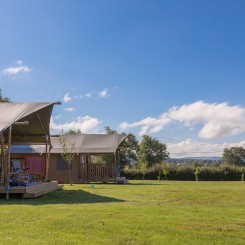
[121,164,244,181]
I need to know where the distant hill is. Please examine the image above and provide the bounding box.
[167,157,222,164]
[181,157,221,161]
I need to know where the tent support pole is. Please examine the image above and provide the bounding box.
[45,135,48,180]
[36,112,50,181]
[0,132,5,186]
[6,125,12,199]
[118,149,120,177]
[36,112,49,136]
[114,151,117,179]
[45,135,50,181]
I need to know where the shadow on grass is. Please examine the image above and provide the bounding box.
[127,182,166,186]
[0,189,124,205]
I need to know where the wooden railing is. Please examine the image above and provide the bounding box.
[80,163,116,182]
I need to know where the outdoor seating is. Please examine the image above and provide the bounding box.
[11,160,34,184]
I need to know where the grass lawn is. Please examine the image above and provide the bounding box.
[0,181,244,245]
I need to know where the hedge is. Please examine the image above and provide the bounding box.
[121,164,244,181]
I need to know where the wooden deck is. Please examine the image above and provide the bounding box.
[0,181,63,199]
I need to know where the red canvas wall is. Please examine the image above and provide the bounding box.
[26,157,45,175]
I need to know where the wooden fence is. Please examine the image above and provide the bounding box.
[80,163,116,182]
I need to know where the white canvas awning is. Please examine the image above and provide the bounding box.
[0,102,56,143]
[50,134,127,154]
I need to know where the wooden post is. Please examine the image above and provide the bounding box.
[114,152,117,179]
[6,125,12,199]
[36,112,50,181]
[45,135,49,181]
[47,140,51,181]
[0,132,5,185]
[118,149,120,177]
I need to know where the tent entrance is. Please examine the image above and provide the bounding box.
[80,163,117,182]
[79,154,118,182]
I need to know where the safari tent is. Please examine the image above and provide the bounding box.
[11,134,127,183]
[0,102,59,198]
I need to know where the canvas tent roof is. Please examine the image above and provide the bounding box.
[0,102,56,143]
[11,134,127,154]
[50,134,127,154]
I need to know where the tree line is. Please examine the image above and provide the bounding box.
[104,126,245,168]
[103,126,245,181]
[0,89,11,102]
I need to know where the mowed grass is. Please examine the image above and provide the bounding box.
[0,181,244,245]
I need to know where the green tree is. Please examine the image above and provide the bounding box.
[140,161,148,181]
[59,130,78,185]
[195,166,201,181]
[0,89,11,102]
[241,167,245,181]
[222,147,245,166]
[67,129,82,135]
[162,164,169,180]
[104,126,118,135]
[138,135,169,168]
[119,133,139,167]
[104,126,139,168]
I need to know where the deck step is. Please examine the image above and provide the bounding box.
[25,181,58,192]
[23,181,62,198]
[116,177,128,184]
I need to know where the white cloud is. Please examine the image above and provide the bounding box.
[168,139,245,158]
[99,88,109,98]
[85,92,92,98]
[54,115,62,119]
[119,101,245,139]
[16,60,23,65]
[50,116,101,133]
[64,107,75,111]
[0,61,32,81]
[2,65,31,75]
[63,93,72,103]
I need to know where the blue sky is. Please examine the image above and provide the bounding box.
[1,0,245,157]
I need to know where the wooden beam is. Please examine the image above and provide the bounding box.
[6,125,12,199]
[14,121,29,125]
[36,112,49,136]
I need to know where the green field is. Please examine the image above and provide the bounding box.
[0,181,244,244]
